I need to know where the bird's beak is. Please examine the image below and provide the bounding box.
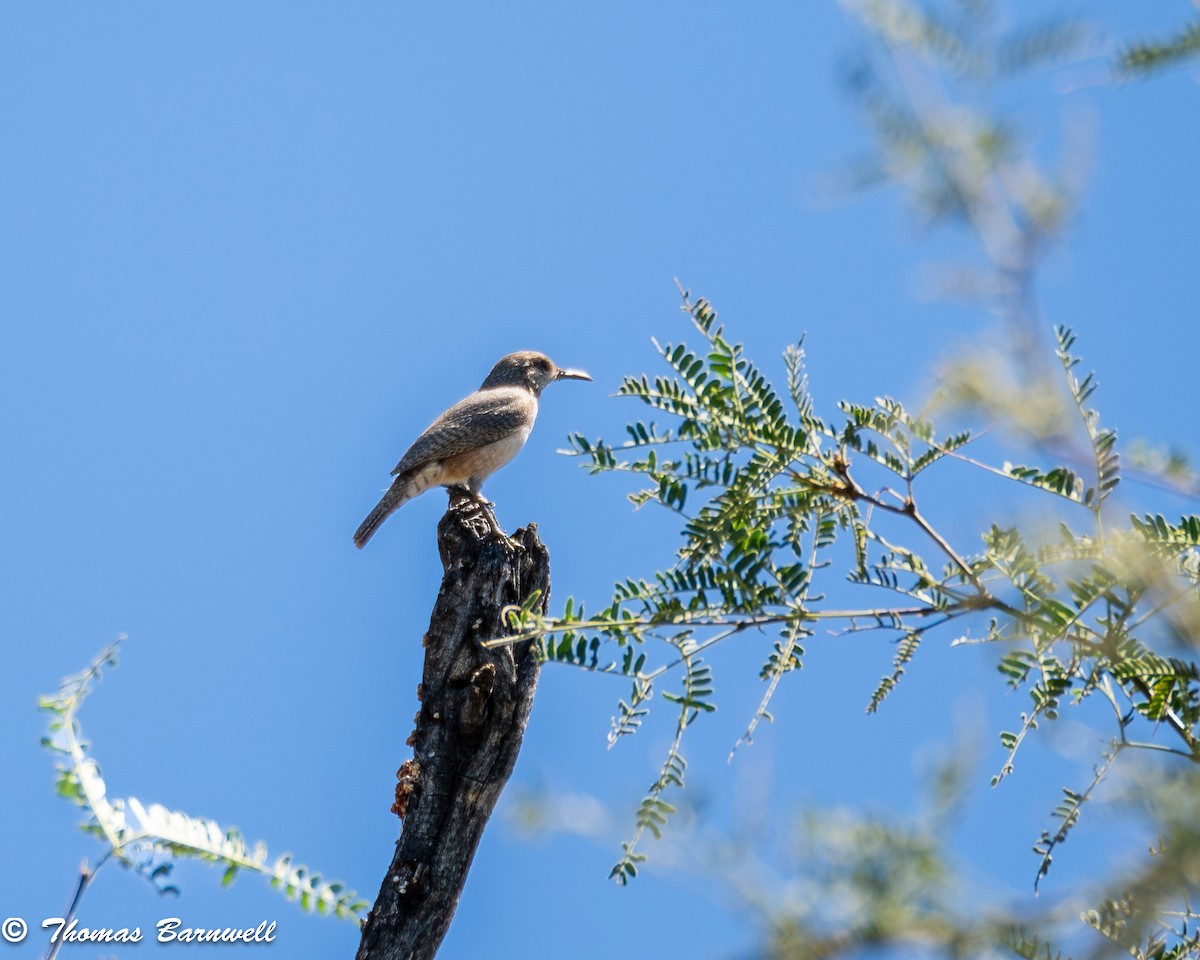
[555,368,592,382]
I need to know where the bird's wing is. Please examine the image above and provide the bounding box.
[391,388,535,476]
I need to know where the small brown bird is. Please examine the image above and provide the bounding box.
[354,351,591,548]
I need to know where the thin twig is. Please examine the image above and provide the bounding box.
[44,857,105,960]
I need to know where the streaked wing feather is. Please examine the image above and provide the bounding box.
[392,389,533,475]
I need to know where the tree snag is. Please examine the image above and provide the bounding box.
[356,498,549,960]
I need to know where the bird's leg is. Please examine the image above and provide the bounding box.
[470,489,496,509]
[477,501,510,542]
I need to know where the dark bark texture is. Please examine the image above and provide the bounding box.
[355,501,549,960]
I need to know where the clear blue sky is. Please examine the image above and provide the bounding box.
[2,3,1198,958]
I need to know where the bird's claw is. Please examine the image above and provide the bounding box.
[452,492,518,549]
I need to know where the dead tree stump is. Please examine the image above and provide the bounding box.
[355,501,549,960]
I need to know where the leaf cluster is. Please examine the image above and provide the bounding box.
[39,641,366,922]
[525,289,1200,957]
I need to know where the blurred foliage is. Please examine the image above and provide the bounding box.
[536,294,1200,917]
[499,3,1200,956]
[40,641,366,925]
[514,753,1200,960]
[1119,21,1200,76]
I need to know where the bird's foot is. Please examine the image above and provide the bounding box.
[450,489,520,550]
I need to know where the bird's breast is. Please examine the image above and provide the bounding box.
[440,419,534,487]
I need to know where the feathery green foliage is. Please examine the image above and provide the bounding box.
[500,285,1200,953]
[503,3,1200,952]
[39,641,367,922]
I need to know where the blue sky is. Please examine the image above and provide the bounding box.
[3,3,1199,958]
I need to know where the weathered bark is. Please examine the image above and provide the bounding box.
[355,499,549,960]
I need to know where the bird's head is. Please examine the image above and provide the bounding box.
[481,351,592,397]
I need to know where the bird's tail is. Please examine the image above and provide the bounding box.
[353,480,411,548]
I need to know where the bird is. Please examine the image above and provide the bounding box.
[354,350,591,548]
